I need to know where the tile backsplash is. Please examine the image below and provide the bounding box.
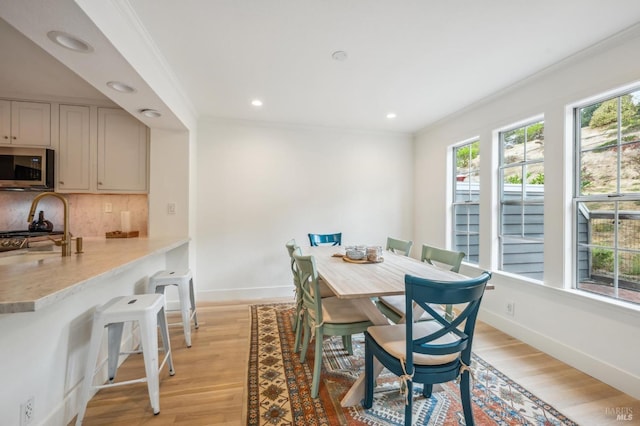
[0,192,148,237]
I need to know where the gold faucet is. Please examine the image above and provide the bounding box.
[27,192,71,257]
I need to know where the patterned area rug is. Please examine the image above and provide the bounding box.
[247,303,578,426]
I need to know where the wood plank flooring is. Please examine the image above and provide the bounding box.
[73,300,639,425]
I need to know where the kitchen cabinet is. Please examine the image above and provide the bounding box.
[0,99,51,146]
[58,105,91,191]
[97,108,148,192]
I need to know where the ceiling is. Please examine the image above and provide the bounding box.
[2,1,640,133]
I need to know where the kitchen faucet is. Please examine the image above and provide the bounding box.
[27,192,71,257]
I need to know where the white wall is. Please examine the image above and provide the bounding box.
[414,26,640,398]
[148,128,192,306]
[148,128,190,239]
[196,119,413,301]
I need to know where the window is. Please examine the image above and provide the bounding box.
[575,88,640,305]
[452,139,480,263]
[499,120,545,280]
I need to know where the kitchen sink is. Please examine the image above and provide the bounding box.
[0,251,61,266]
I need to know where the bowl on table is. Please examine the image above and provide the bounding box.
[345,248,366,260]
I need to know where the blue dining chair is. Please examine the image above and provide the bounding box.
[308,232,342,246]
[363,271,491,426]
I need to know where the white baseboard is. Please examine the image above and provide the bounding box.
[479,308,640,400]
[197,285,295,303]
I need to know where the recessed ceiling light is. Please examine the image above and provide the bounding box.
[139,109,161,118]
[331,51,348,61]
[386,112,397,119]
[47,30,93,53]
[106,81,136,94]
[251,99,263,107]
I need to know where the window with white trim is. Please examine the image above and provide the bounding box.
[452,139,479,264]
[499,119,545,280]
[575,88,640,305]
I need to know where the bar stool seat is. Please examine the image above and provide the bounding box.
[148,269,199,347]
[75,294,174,425]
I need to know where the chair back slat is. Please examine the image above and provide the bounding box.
[286,239,302,303]
[292,250,323,325]
[386,237,413,256]
[421,244,465,272]
[404,272,491,364]
[308,232,342,246]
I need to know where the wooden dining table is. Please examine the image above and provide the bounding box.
[302,245,477,407]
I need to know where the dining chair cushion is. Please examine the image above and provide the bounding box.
[321,297,372,324]
[377,295,445,321]
[367,321,460,366]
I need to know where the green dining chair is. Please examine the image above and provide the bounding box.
[363,271,492,426]
[386,237,413,256]
[286,239,337,353]
[286,239,305,352]
[376,244,466,323]
[292,249,373,398]
[308,232,342,246]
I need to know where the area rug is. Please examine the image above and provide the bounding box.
[247,303,578,426]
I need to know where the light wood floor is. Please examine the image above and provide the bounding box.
[73,300,639,425]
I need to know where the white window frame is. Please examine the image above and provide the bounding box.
[451,137,480,264]
[497,116,545,281]
[572,85,640,305]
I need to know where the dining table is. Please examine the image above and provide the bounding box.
[302,245,487,407]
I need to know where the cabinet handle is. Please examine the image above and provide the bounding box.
[98,182,103,185]
[3,136,7,139]
[12,136,16,140]
[59,181,64,185]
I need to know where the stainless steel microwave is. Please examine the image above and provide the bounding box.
[0,147,54,191]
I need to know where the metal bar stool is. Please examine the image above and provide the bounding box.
[75,294,175,425]
[148,269,199,347]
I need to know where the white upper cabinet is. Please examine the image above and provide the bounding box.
[97,108,148,193]
[0,100,10,142]
[58,105,91,192]
[0,100,51,146]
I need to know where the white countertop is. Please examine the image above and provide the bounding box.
[0,236,189,313]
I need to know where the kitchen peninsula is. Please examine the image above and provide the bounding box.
[0,236,190,425]
[0,236,189,313]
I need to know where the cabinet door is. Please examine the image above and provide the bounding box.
[97,108,148,192]
[58,105,91,191]
[0,100,10,143]
[10,101,51,146]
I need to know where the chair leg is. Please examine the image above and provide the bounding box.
[139,315,161,415]
[293,310,303,353]
[311,328,323,398]
[188,277,199,329]
[342,335,353,355]
[157,306,175,376]
[404,379,413,426]
[177,281,193,347]
[106,322,124,382]
[422,383,433,397]
[299,319,310,363]
[460,370,475,426]
[362,336,374,409]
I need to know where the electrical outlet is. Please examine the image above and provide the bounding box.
[167,202,176,215]
[104,202,112,213]
[506,300,515,317]
[20,397,34,426]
